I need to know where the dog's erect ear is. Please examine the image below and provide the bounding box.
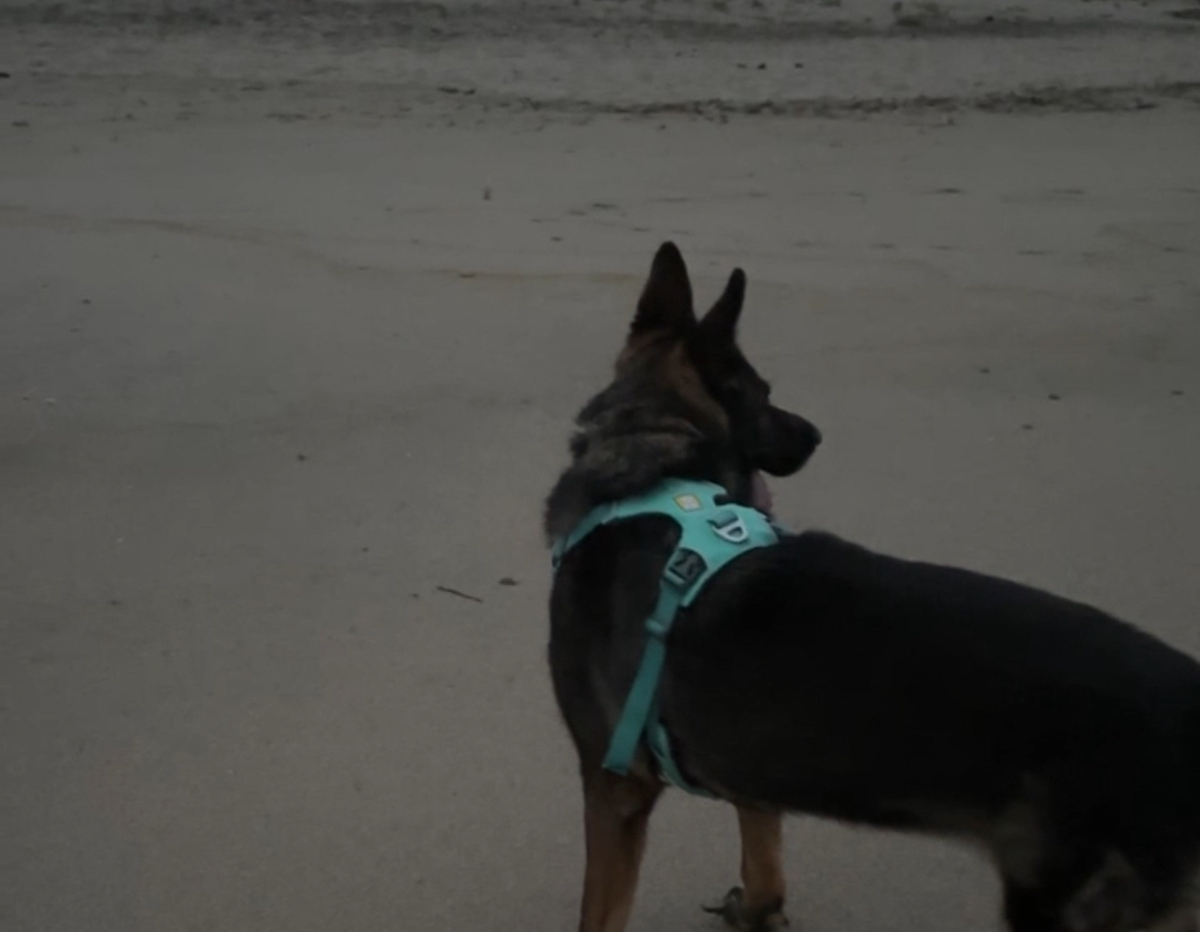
[698,268,746,345]
[631,242,694,335]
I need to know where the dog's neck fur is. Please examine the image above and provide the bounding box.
[543,376,748,544]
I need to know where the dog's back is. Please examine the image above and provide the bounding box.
[665,531,1200,930]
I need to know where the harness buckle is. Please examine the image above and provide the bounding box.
[710,510,751,545]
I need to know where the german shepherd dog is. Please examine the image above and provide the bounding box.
[545,243,1200,932]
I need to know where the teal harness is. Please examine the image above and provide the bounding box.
[551,478,781,796]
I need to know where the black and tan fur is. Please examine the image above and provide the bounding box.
[545,242,1200,932]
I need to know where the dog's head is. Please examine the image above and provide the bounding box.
[616,241,821,502]
[544,242,820,539]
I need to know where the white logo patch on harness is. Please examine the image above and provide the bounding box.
[673,493,703,512]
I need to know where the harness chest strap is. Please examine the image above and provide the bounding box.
[552,479,781,795]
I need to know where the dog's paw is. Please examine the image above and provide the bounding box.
[703,886,789,932]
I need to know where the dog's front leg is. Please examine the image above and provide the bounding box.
[706,806,789,931]
[578,768,662,932]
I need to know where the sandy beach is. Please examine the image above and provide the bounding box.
[2,2,1200,930]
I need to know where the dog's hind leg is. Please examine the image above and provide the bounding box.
[1141,911,1198,932]
[1002,882,1060,932]
[1003,849,1158,932]
[578,768,662,932]
[705,807,789,931]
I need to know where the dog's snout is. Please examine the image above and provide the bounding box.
[781,410,821,451]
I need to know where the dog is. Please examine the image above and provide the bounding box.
[544,242,1200,932]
